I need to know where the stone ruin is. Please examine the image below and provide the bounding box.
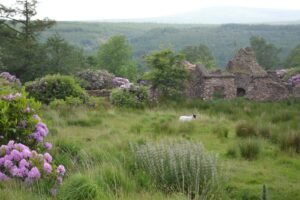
[185,61,235,100]
[186,47,294,101]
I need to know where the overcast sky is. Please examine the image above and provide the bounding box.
[3,0,300,21]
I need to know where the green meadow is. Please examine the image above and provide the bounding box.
[1,98,299,200]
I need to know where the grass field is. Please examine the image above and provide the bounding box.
[1,99,300,200]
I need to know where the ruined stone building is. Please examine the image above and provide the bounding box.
[186,47,290,101]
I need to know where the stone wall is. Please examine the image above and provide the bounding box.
[201,77,236,100]
[247,77,289,101]
[292,85,300,98]
[185,63,236,100]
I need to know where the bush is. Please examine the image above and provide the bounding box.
[236,122,257,138]
[0,140,65,187]
[279,132,300,153]
[0,83,50,149]
[25,75,87,104]
[131,140,220,199]
[58,174,99,200]
[239,139,261,160]
[76,69,114,90]
[110,85,149,109]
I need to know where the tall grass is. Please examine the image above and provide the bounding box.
[280,132,300,153]
[239,139,261,160]
[58,174,100,200]
[131,140,221,199]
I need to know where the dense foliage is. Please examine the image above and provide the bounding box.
[285,44,300,68]
[110,85,149,109]
[181,44,217,69]
[250,36,281,69]
[42,35,87,76]
[96,35,137,80]
[0,74,43,148]
[41,22,300,68]
[0,0,55,81]
[25,75,87,104]
[145,48,188,101]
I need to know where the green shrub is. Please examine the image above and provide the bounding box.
[25,74,87,104]
[0,82,42,147]
[110,85,149,109]
[279,132,300,153]
[236,122,257,138]
[131,140,220,199]
[239,139,261,160]
[58,175,99,200]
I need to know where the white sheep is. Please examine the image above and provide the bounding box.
[179,114,196,122]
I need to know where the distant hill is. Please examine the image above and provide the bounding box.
[112,7,300,24]
[41,22,300,67]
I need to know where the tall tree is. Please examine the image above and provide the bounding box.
[285,44,300,68]
[43,35,87,76]
[250,36,281,69]
[145,48,188,100]
[181,44,217,70]
[96,35,137,79]
[0,0,55,80]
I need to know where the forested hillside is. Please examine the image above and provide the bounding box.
[41,22,300,67]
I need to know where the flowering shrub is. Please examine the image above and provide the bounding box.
[112,77,130,87]
[288,74,300,86]
[0,90,48,148]
[0,140,65,185]
[25,74,87,104]
[76,69,114,90]
[110,84,149,109]
[0,72,21,86]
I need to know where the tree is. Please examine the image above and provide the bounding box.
[42,35,87,76]
[285,44,300,68]
[96,35,137,79]
[181,44,217,70]
[0,47,4,69]
[145,48,188,100]
[0,0,55,80]
[250,36,281,69]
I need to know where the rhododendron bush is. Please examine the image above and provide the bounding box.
[0,140,65,184]
[0,89,42,148]
[0,73,65,193]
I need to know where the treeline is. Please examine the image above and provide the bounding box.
[41,22,300,67]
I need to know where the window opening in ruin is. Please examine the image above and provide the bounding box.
[237,88,246,97]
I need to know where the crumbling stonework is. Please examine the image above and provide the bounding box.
[185,62,236,100]
[226,47,289,101]
[186,47,292,101]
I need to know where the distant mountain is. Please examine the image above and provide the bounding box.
[108,7,300,24]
